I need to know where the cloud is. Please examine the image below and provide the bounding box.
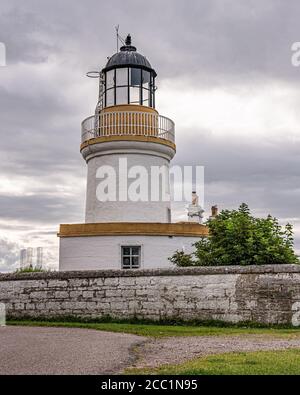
[0,238,20,272]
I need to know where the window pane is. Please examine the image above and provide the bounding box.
[106,89,114,107]
[116,87,128,105]
[122,247,131,255]
[106,70,114,89]
[152,76,155,89]
[132,247,140,255]
[142,70,150,89]
[130,68,141,86]
[132,256,139,267]
[123,257,131,267]
[152,77,155,107]
[130,87,140,104]
[116,68,128,86]
[142,88,150,106]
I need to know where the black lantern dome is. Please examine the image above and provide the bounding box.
[101,35,157,108]
[104,35,154,72]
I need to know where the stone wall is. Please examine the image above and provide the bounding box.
[1,265,300,326]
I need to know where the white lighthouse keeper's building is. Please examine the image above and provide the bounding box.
[58,35,208,271]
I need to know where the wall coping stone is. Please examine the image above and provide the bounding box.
[0,264,300,282]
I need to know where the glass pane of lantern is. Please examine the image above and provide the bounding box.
[116,87,128,105]
[130,86,140,104]
[106,70,115,89]
[151,77,155,107]
[116,68,128,86]
[130,68,141,86]
[142,88,149,106]
[142,70,150,89]
[106,89,114,107]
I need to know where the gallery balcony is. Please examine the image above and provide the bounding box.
[81,106,175,145]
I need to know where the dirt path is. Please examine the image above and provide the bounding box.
[133,335,300,369]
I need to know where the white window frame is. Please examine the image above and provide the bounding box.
[121,245,142,269]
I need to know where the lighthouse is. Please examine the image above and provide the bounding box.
[58,35,208,271]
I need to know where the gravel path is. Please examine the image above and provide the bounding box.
[0,326,146,375]
[133,335,300,368]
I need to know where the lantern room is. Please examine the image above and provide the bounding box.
[101,34,157,108]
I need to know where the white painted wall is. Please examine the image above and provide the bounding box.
[82,140,175,223]
[59,235,199,271]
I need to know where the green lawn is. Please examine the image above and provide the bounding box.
[127,349,300,375]
[7,319,300,338]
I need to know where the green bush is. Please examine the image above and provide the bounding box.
[168,250,194,267]
[170,203,299,267]
[14,266,47,274]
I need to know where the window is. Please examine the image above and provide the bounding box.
[116,86,128,105]
[106,89,114,107]
[142,88,149,106]
[116,67,128,86]
[151,75,155,107]
[142,70,150,89]
[106,70,115,89]
[130,86,140,105]
[104,67,155,108]
[121,246,141,269]
[130,68,141,86]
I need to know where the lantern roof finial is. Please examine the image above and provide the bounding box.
[125,34,131,46]
[120,33,136,52]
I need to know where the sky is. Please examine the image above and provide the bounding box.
[0,0,299,272]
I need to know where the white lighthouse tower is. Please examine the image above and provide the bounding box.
[58,35,208,271]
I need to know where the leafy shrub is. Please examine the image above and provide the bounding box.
[168,250,195,267]
[170,203,299,267]
[14,266,47,274]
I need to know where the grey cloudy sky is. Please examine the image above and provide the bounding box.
[0,0,299,271]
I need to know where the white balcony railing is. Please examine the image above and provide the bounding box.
[81,110,175,144]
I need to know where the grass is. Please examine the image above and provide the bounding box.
[7,319,300,338]
[126,349,300,375]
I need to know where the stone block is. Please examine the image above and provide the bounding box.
[54,291,69,299]
[82,291,94,298]
[47,280,68,288]
[103,278,119,287]
[69,291,83,298]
